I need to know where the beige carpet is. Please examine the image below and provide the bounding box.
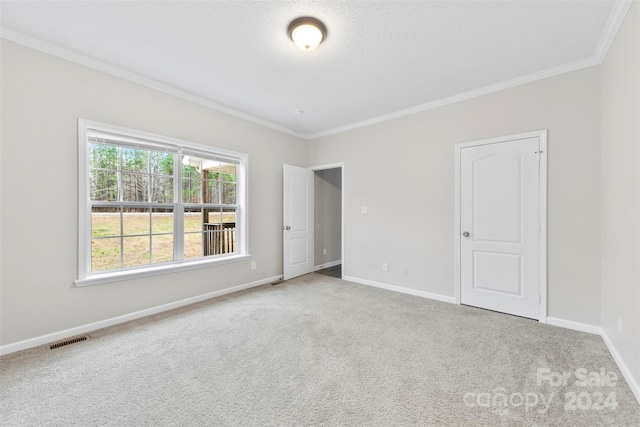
[1,274,639,426]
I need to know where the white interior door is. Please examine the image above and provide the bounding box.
[459,136,542,319]
[283,164,314,280]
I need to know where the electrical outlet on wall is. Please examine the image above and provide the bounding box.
[361,206,368,214]
[401,267,408,276]
[323,248,327,255]
[382,263,388,272]
[251,261,256,270]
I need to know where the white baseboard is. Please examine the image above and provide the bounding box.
[314,260,342,271]
[600,329,640,404]
[545,316,640,405]
[343,275,457,304]
[3,274,638,406]
[546,316,602,335]
[0,275,281,356]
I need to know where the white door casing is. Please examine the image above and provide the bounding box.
[456,131,547,320]
[283,164,314,280]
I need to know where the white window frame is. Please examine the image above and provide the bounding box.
[75,119,249,287]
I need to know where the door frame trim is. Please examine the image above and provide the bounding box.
[454,130,548,322]
[310,163,345,280]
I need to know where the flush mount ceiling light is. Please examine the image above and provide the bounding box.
[288,17,326,51]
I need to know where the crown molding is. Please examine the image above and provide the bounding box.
[0,27,308,140]
[308,0,634,140]
[2,0,633,141]
[308,56,599,139]
[594,0,634,62]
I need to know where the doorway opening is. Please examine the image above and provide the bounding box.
[282,163,344,281]
[311,165,344,279]
[312,164,343,279]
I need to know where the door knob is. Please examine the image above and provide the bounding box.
[285,226,291,230]
[462,231,470,238]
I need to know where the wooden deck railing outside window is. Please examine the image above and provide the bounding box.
[203,223,236,255]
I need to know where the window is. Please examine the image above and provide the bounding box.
[77,119,248,286]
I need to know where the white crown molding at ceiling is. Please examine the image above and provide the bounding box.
[308,56,600,139]
[0,27,308,140]
[0,0,633,141]
[594,0,634,61]
[308,0,634,140]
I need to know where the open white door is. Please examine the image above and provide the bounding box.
[458,132,546,320]
[283,164,314,280]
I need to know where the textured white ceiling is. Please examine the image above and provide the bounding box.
[0,1,623,138]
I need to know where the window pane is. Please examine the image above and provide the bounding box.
[221,163,236,181]
[182,155,202,204]
[221,163,236,204]
[182,178,202,203]
[222,208,236,225]
[222,182,236,204]
[202,178,220,204]
[90,169,119,201]
[122,172,149,202]
[92,237,120,272]
[202,208,236,256]
[123,209,150,236]
[150,151,173,175]
[222,208,237,255]
[184,233,203,259]
[183,167,200,179]
[122,147,149,173]
[182,156,240,204]
[92,207,121,238]
[151,208,173,234]
[123,236,150,267]
[206,209,221,225]
[184,209,203,232]
[89,143,119,170]
[182,155,202,178]
[150,176,173,203]
[152,234,173,264]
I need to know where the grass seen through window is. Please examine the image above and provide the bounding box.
[91,212,236,271]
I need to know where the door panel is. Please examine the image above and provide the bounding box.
[290,237,309,265]
[473,251,522,295]
[460,137,540,319]
[283,164,314,280]
[473,154,522,243]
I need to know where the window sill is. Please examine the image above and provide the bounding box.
[74,254,251,287]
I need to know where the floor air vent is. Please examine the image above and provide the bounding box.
[50,335,89,350]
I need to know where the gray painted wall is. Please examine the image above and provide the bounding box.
[601,0,640,387]
[309,66,603,325]
[0,40,307,345]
